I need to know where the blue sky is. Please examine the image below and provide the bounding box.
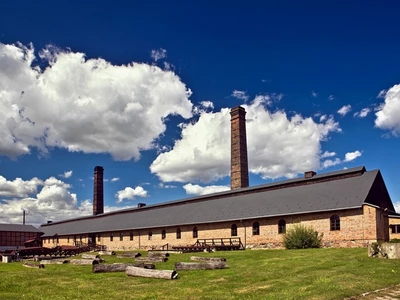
[1,1,400,225]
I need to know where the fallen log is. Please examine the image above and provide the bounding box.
[117,252,141,258]
[99,251,116,256]
[135,256,168,262]
[93,263,155,273]
[70,259,99,265]
[148,251,169,258]
[23,262,45,269]
[190,256,226,262]
[82,254,100,259]
[175,262,227,270]
[40,259,69,264]
[126,266,178,280]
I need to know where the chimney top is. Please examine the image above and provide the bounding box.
[137,203,146,208]
[304,171,317,179]
[47,220,53,224]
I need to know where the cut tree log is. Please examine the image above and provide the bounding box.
[92,263,155,273]
[23,262,45,269]
[175,262,227,270]
[117,252,141,258]
[82,254,100,259]
[148,251,169,257]
[135,256,168,262]
[40,259,69,264]
[99,251,116,256]
[126,266,178,280]
[70,259,99,265]
[190,256,226,262]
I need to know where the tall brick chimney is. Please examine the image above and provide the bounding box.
[230,106,249,189]
[93,166,104,215]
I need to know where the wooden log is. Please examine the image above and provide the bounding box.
[23,262,45,269]
[175,262,227,270]
[135,256,168,262]
[190,256,226,262]
[70,259,99,265]
[117,252,141,258]
[126,266,178,280]
[93,263,155,273]
[82,254,100,259]
[148,251,169,258]
[98,251,116,255]
[40,259,69,264]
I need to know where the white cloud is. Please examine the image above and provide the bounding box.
[337,105,352,116]
[59,170,73,179]
[231,90,249,101]
[0,42,193,160]
[193,101,215,115]
[319,115,327,122]
[321,151,336,158]
[375,84,400,135]
[311,90,318,98]
[150,96,341,182]
[116,186,148,203]
[111,177,119,182]
[377,89,387,99]
[394,201,400,213]
[150,48,167,62]
[322,158,341,168]
[328,95,335,101]
[183,183,230,196]
[158,183,177,189]
[0,176,43,197]
[344,150,362,162]
[354,108,371,118]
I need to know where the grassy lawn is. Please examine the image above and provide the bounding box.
[1,248,400,300]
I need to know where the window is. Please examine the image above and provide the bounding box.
[330,215,340,231]
[391,225,400,234]
[193,227,198,238]
[120,233,124,241]
[67,236,70,243]
[80,236,82,242]
[252,222,260,235]
[98,235,101,242]
[278,219,286,234]
[130,232,134,241]
[176,228,181,239]
[110,233,113,242]
[162,230,166,239]
[231,224,238,237]
[148,231,152,240]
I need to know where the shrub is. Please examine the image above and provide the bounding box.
[390,238,400,243]
[283,224,323,249]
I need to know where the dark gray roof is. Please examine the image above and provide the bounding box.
[40,167,382,237]
[0,224,42,233]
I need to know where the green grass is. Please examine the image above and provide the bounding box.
[1,248,400,299]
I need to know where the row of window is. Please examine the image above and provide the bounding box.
[44,215,342,244]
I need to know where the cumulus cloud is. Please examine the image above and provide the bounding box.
[354,108,371,118]
[311,90,318,98]
[193,101,215,115]
[150,96,341,182]
[337,105,352,116]
[321,151,336,158]
[183,183,230,196]
[111,177,119,182]
[375,84,400,135]
[344,150,362,162]
[59,170,73,179]
[0,42,192,160]
[116,186,148,203]
[0,176,43,197]
[150,48,167,62]
[321,151,362,169]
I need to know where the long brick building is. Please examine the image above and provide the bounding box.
[39,106,397,250]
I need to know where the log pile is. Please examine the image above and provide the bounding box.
[92,263,155,273]
[148,251,169,258]
[70,259,99,265]
[23,262,45,269]
[175,261,227,270]
[126,266,178,280]
[117,252,141,258]
[40,259,69,264]
[82,254,100,259]
[190,256,226,262]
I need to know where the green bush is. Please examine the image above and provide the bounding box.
[390,238,400,243]
[283,224,323,249]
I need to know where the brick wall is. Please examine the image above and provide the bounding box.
[43,204,383,250]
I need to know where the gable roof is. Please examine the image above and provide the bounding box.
[0,224,43,233]
[39,167,389,237]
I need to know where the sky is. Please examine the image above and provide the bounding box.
[0,1,400,226]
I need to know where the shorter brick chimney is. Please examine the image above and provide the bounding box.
[93,166,104,215]
[304,171,316,179]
